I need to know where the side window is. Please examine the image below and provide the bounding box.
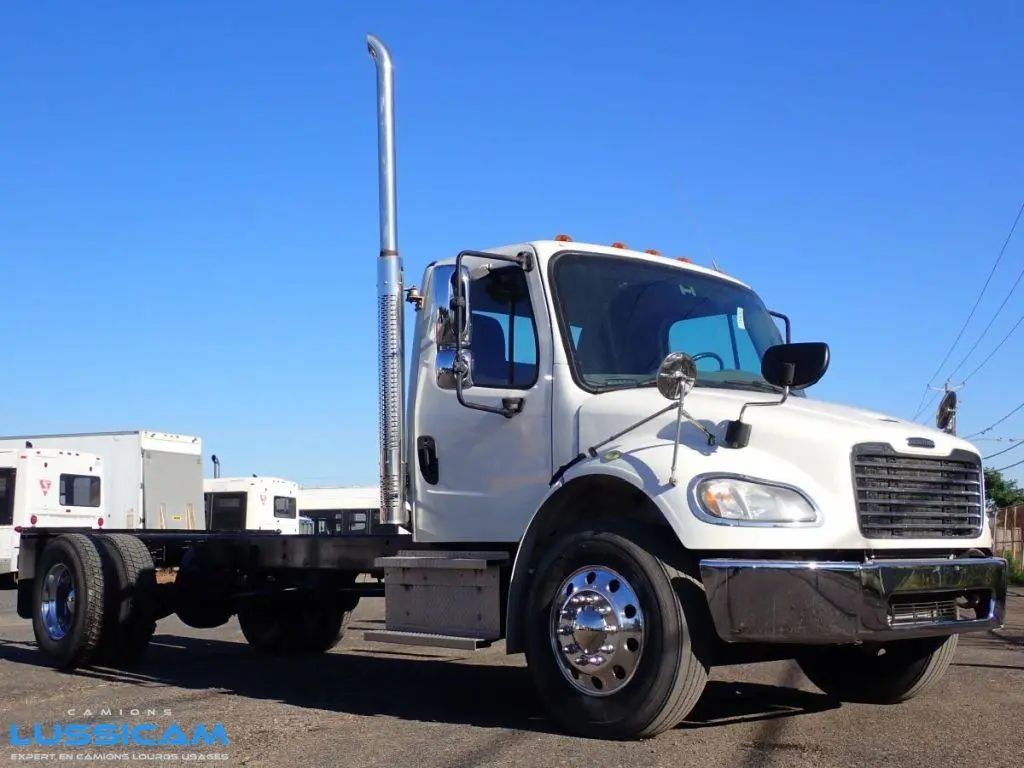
[273,496,297,519]
[667,312,761,374]
[467,268,539,389]
[0,470,14,526]
[59,474,101,508]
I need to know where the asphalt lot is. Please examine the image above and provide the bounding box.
[1,589,1021,768]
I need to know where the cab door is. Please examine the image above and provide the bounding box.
[409,250,554,543]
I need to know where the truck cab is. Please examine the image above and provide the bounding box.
[408,239,994,554]
[203,476,299,534]
[0,449,105,584]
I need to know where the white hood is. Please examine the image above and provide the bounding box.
[572,386,987,552]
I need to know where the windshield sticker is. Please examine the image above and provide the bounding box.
[736,307,745,330]
[679,285,696,298]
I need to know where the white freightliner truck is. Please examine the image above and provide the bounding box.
[204,476,300,534]
[0,430,205,530]
[10,36,1008,740]
[0,448,106,585]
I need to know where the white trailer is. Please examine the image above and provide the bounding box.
[297,486,381,535]
[0,448,105,582]
[0,431,203,530]
[204,476,299,534]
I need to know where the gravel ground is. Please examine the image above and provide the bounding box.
[1,589,1021,768]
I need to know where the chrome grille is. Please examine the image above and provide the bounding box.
[852,444,983,539]
[889,599,960,625]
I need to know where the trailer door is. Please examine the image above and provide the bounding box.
[0,469,15,574]
[141,450,204,529]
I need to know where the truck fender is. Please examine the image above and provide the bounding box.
[504,461,684,655]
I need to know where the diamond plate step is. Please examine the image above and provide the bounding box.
[375,550,509,639]
[363,630,494,651]
[374,550,510,570]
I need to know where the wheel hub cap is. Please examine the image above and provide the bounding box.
[550,566,644,697]
[40,563,76,642]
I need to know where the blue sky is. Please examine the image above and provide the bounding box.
[3,2,1023,486]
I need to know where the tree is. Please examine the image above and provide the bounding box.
[983,467,1024,510]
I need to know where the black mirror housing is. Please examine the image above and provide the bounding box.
[761,342,830,391]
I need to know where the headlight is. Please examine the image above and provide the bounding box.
[694,477,818,524]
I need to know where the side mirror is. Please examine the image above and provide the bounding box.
[656,352,697,401]
[433,263,473,391]
[436,348,474,391]
[432,264,472,349]
[761,342,830,391]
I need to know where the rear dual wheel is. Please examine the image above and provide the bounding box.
[31,533,157,670]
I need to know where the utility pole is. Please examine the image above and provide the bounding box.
[933,380,964,435]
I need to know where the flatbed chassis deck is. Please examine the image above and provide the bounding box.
[12,528,444,580]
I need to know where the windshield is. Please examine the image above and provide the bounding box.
[550,252,793,394]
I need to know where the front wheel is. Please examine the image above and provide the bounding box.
[524,521,711,740]
[796,634,958,704]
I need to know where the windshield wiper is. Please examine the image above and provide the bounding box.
[701,379,781,393]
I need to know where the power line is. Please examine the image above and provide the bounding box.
[965,398,1024,439]
[911,198,1024,420]
[982,440,1024,461]
[960,309,1024,382]
[994,455,1024,473]
[938,199,1024,383]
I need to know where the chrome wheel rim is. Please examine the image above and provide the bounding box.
[40,563,76,641]
[550,566,645,697]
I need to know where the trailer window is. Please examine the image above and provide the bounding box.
[0,470,14,526]
[206,492,247,531]
[274,496,297,519]
[59,474,101,508]
[468,265,539,389]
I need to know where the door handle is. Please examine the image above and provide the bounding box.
[417,436,439,485]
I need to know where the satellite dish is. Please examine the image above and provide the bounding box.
[936,390,957,434]
[656,352,698,401]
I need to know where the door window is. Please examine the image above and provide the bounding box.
[467,266,539,389]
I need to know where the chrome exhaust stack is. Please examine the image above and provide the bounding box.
[366,34,407,527]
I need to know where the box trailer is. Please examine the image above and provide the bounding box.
[297,486,383,535]
[0,448,106,583]
[204,476,299,534]
[0,431,203,530]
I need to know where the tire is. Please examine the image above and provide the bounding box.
[523,520,711,740]
[31,534,107,670]
[238,593,357,655]
[93,534,158,665]
[796,634,959,704]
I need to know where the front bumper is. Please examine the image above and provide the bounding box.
[699,556,1007,644]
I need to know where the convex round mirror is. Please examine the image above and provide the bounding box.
[657,352,697,401]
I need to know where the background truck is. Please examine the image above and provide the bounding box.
[0,430,204,531]
[297,485,384,535]
[9,35,1008,741]
[0,448,105,585]
[204,476,300,534]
